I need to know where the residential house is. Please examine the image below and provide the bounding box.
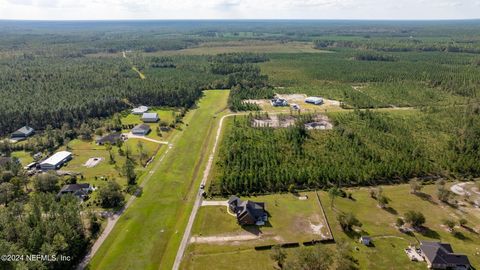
[11,126,34,140]
[420,241,471,270]
[141,112,159,123]
[228,196,268,226]
[96,132,123,145]
[40,151,72,171]
[57,183,93,200]
[132,124,151,135]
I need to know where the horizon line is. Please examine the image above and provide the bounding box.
[1,18,480,22]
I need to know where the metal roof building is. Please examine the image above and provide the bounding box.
[40,151,72,171]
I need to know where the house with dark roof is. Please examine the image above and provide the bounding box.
[11,126,34,140]
[96,132,123,145]
[57,183,93,200]
[420,241,471,270]
[228,196,267,226]
[132,124,151,135]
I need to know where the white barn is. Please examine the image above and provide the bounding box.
[40,151,72,171]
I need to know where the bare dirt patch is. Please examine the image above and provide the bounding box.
[305,115,334,130]
[84,157,103,168]
[252,114,296,128]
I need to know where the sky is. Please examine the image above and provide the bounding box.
[0,0,479,20]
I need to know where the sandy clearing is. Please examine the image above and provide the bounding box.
[83,157,103,168]
[190,234,260,244]
[201,200,228,206]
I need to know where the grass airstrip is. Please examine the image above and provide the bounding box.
[88,90,230,270]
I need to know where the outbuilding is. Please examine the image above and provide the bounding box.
[359,236,372,246]
[305,97,324,105]
[131,106,149,115]
[11,126,35,140]
[141,113,159,123]
[132,124,151,135]
[40,151,72,171]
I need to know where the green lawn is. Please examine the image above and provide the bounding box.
[61,139,160,188]
[11,150,34,166]
[88,90,230,270]
[121,108,178,141]
[319,183,480,270]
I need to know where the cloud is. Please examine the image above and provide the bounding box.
[0,0,479,19]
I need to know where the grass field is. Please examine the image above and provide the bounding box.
[319,183,480,270]
[88,90,230,270]
[61,139,160,188]
[121,108,178,141]
[183,183,480,270]
[11,150,34,166]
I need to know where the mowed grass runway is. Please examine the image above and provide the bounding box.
[88,90,229,270]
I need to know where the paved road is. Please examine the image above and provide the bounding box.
[172,113,238,270]
[77,133,177,270]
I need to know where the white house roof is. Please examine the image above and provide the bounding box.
[132,106,149,114]
[142,113,158,118]
[305,97,323,102]
[40,151,72,166]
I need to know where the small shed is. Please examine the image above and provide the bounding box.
[359,236,372,246]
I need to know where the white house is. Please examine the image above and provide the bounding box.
[40,151,72,171]
[141,112,159,123]
[131,106,149,115]
[305,97,324,105]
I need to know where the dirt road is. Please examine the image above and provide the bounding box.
[172,113,239,270]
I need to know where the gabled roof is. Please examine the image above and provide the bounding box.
[59,183,91,193]
[40,151,72,166]
[97,132,121,144]
[142,113,158,118]
[420,241,471,266]
[12,126,34,135]
[133,124,151,131]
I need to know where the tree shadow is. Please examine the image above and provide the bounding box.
[418,227,440,239]
[461,225,479,235]
[453,231,471,241]
[384,206,398,215]
[414,192,438,205]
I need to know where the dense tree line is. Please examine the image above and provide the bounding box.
[314,39,480,54]
[207,53,274,111]
[0,55,223,136]
[212,106,480,195]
